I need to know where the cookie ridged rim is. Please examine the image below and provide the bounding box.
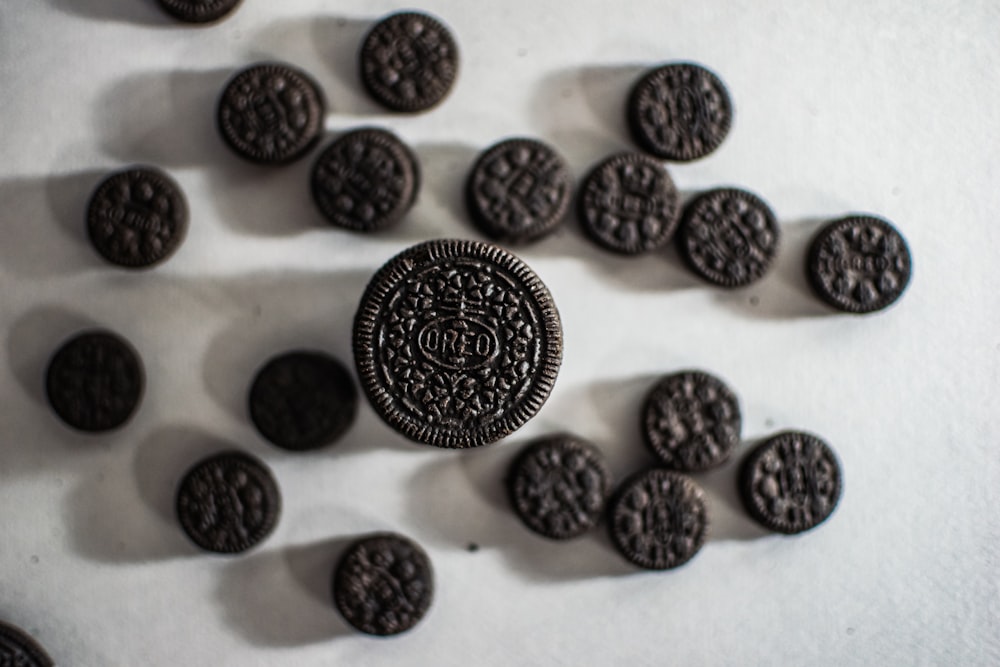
[157,0,243,23]
[0,619,55,667]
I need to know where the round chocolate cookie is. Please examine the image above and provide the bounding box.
[45,330,144,432]
[333,533,434,636]
[217,62,325,164]
[678,188,780,287]
[359,11,459,112]
[249,350,358,451]
[577,152,680,254]
[740,431,842,534]
[807,215,912,313]
[86,166,188,269]
[609,469,708,570]
[642,371,741,472]
[156,0,242,23]
[465,138,572,244]
[0,620,54,667]
[311,128,420,232]
[175,450,281,554]
[353,239,563,448]
[507,434,611,539]
[628,62,733,162]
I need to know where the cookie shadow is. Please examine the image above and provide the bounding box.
[310,16,383,117]
[696,443,770,542]
[46,0,171,25]
[409,141,480,240]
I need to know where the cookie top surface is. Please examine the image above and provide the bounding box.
[0,620,54,667]
[311,128,419,232]
[333,533,434,636]
[679,188,780,287]
[249,350,359,451]
[353,239,563,448]
[628,62,733,161]
[608,469,708,570]
[642,370,741,472]
[507,434,611,539]
[807,215,912,313]
[86,166,188,269]
[465,138,571,244]
[577,152,680,254]
[45,330,144,432]
[217,62,325,164]
[156,0,242,23]
[175,450,281,554]
[740,431,843,534]
[360,11,459,112]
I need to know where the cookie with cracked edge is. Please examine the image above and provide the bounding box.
[217,62,326,164]
[156,0,243,23]
[642,370,741,472]
[465,138,572,244]
[249,350,358,451]
[577,152,680,254]
[86,166,189,269]
[333,533,434,636]
[45,329,144,432]
[739,431,842,534]
[678,187,780,287]
[311,127,420,232]
[807,214,912,313]
[507,433,611,539]
[0,619,54,667]
[628,62,733,161]
[353,239,563,448]
[359,11,459,112]
[608,469,708,570]
[175,450,281,554]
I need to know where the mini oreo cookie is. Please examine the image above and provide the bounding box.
[217,62,325,164]
[353,239,563,448]
[807,215,912,313]
[507,434,611,540]
[333,533,434,636]
[249,350,358,451]
[608,469,707,570]
[86,166,188,269]
[176,450,281,554]
[0,619,54,667]
[156,0,242,23]
[628,62,733,161]
[360,11,459,112]
[577,152,680,254]
[465,138,572,244]
[46,329,144,432]
[642,370,741,472]
[679,188,780,287]
[739,431,842,534]
[311,128,420,232]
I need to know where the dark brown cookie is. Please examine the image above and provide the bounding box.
[642,371,741,472]
[577,152,680,254]
[353,239,563,449]
[0,620,54,667]
[359,11,459,112]
[628,62,733,162]
[311,128,420,232]
[248,350,358,451]
[507,434,611,539]
[86,166,188,269]
[740,431,842,534]
[608,469,708,570]
[156,0,242,23]
[678,188,780,287]
[465,138,572,244]
[333,533,434,636]
[45,330,144,432]
[175,450,281,554]
[807,215,912,313]
[217,62,325,164]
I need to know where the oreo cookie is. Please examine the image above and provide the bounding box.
[0,620,54,667]
[353,239,563,448]
[156,0,242,23]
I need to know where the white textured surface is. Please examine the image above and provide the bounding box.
[1,1,999,665]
